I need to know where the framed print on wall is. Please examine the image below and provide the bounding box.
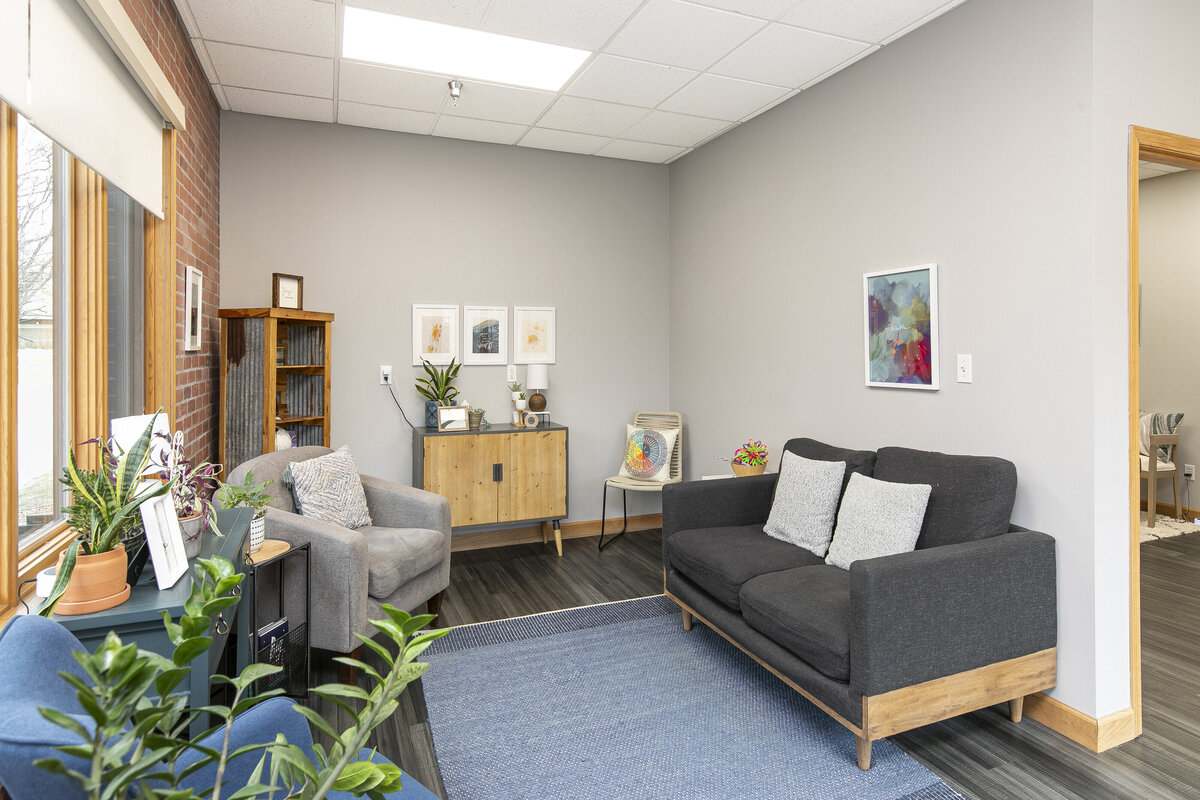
[513,306,555,364]
[864,264,939,390]
[184,266,203,351]
[412,304,459,366]
[462,305,507,365]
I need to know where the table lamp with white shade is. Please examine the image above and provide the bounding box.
[526,364,549,412]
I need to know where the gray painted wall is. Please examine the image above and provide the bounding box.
[219,114,671,524]
[1138,171,1200,509]
[667,0,1103,712]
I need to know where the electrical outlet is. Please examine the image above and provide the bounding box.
[956,354,972,383]
[379,365,392,385]
[507,364,517,382]
[1185,463,1196,481]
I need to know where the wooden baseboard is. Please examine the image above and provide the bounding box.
[1140,500,1200,521]
[1023,693,1137,752]
[450,513,662,552]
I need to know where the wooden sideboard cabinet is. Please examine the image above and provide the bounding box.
[412,423,568,555]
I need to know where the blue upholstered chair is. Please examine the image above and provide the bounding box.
[0,615,437,800]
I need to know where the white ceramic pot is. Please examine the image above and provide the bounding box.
[249,514,266,553]
[179,514,204,559]
[515,399,527,410]
[510,392,521,402]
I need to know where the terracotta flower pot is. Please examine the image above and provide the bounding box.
[55,543,130,616]
[731,461,766,477]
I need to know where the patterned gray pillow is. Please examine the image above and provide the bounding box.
[282,446,373,529]
[825,472,931,570]
[763,451,846,557]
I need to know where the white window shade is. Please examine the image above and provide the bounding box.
[0,0,31,117]
[29,0,164,218]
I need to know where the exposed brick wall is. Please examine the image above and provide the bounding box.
[118,0,220,464]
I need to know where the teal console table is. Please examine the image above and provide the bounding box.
[44,508,252,734]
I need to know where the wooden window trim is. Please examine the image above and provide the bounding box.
[0,105,17,612]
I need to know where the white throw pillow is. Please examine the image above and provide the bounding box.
[825,472,931,570]
[618,425,679,482]
[763,451,846,557]
[283,446,373,529]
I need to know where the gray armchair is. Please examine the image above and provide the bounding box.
[227,447,451,654]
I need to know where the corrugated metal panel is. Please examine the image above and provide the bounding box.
[224,317,264,470]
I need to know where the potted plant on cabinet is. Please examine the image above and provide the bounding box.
[154,429,222,558]
[730,439,769,477]
[215,470,274,553]
[507,381,522,402]
[39,416,174,616]
[415,357,460,428]
[514,392,528,411]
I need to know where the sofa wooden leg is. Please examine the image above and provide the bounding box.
[682,610,693,631]
[1009,696,1024,723]
[855,736,872,770]
[339,645,362,685]
[427,590,445,621]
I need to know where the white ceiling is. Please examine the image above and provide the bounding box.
[1138,161,1189,181]
[175,0,971,164]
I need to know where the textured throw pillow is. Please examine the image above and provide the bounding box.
[282,446,373,529]
[763,451,846,557]
[825,473,931,570]
[618,425,679,482]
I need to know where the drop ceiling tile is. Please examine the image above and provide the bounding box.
[345,0,490,27]
[188,0,334,56]
[712,23,871,88]
[687,0,799,20]
[658,73,788,120]
[174,0,202,37]
[596,139,686,162]
[441,82,556,126]
[206,42,333,96]
[519,128,610,155]
[481,0,644,51]
[434,116,527,145]
[224,86,334,122]
[620,110,729,147]
[339,62,448,112]
[605,0,764,71]
[190,39,219,85]
[338,101,436,134]
[536,96,649,137]
[566,55,697,107]
[779,0,953,44]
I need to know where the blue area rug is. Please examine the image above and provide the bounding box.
[422,595,967,800]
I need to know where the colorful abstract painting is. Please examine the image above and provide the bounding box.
[864,264,939,390]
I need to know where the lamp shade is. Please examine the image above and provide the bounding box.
[525,364,549,391]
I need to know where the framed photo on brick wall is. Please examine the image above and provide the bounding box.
[184,266,202,351]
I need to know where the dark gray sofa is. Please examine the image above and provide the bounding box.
[662,438,1057,769]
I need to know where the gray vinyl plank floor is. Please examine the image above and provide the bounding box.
[304,529,1200,800]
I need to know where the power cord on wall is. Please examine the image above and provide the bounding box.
[387,382,415,430]
[17,577,37,614]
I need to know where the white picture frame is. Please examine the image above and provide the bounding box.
[462,305,508,365]
[412,304,459,366]
[185,266,203,352]
[513,306,555,364]
[140,493,188,590]
[863,263,939,391]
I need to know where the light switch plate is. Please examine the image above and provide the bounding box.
[956,354,972,384]
[507,364,517,382]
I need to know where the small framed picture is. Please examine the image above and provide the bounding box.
[184,266,203,351]
[273,273,304,310]
[412,304,459,366]
[436,405,470,432]
[513,306,555,364]
[864,263,939,390]
[462,305,507,365]
[140,493,188,590]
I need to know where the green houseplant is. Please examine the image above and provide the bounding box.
[40,415,174,617]
[215,470,274,554]
[415,358,460,428]
[37,555,448,799]
[154,430,222,558]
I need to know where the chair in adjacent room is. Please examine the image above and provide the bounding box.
[599,411,683,550]
[1140,412,1184,527]
[228,447,451,654]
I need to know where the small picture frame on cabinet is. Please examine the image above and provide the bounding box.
[273,273,304,310]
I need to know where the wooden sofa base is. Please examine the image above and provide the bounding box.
[664,589,1057,770]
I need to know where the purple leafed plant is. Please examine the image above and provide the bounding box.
[153,430,223,538]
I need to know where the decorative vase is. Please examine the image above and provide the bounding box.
[731,461,766,477]
[468,411,483,430]
[425,401,441,429]
[55,543,130,616]
[249,514,266,553]
[275,428,294,450]
[180,514,204,559]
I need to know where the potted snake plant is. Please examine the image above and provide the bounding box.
[415,357,460,428]
[39,415,174,616]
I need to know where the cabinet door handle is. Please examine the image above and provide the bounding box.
[214,613,229,636]
[493,463,503,482]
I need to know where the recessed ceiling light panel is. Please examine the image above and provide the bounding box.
[342,7,591,92]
